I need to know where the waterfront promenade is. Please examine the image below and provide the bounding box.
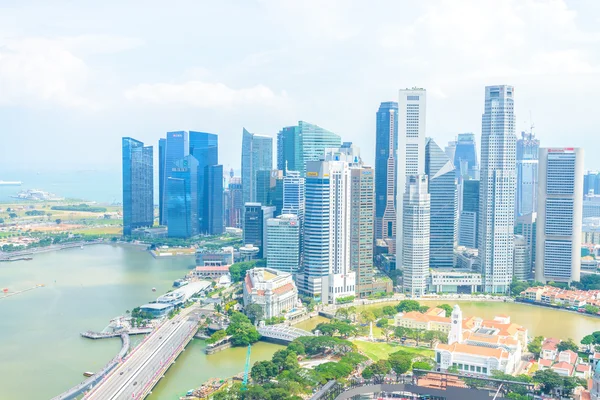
[84,306,199,400]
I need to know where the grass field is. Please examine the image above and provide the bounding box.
[76,226,122,235]
[353,340,434,361]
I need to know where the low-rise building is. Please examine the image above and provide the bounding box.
[538,338,589,378]
[196,247,234,267]
[242,268,299,319]
[194,265,231,279]
[434,305,527,376]
[139,303,174,318]
[428,270,482,293]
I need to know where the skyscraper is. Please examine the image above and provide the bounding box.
[160,131,189,227]
[459,180,480,248]
[256,170,284,216]
[515,212,536,279]
[535,147,584,283]
[513,235,530,282]
[516,130,540,216]
[402,175,430,297]
[375,101,399,242]
[478,85,517,293]
[425,138,457,269]
[242,129,272,204]
[158,138,166,226]
[583,171,600,196]
[350,166,375,298]
[397,88,426,264]
[122,137,154,236]
[189,131,223,235]
[266,214,300,274]
[453,133,479,180]
[226,177,243,228]
[282,170,305,220]
[277,121,341,175]
[167,155,198,238]
[243,203,275,259]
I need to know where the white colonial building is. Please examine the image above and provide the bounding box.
[435,305,527,376]
[243,268,299,319]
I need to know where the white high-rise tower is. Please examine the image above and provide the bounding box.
[397,88,426,265]
[478,85,517,293]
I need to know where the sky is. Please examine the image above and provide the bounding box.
[1,0,600,175]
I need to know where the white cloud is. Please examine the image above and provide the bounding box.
[124,80,286,108]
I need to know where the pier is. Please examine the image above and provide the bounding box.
[0,284,44,300]
[81,328,153,339]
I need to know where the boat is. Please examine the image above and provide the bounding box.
[152,287,156,292]
[173,279,189,288]
[0,181,22,186]
[80,245,84,249]
[83,371,94,377]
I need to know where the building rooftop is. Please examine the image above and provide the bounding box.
[140,303,173,310]
[436,342,508,359]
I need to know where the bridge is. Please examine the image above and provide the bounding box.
[258,324,313,343]
[83,306,199,400]
[51,333,130,400]
[81,328,152,339]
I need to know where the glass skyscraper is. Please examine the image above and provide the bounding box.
[516,130,540,216]
[453,133,479,180]
[167,155,198,238]
[277,121,341,176]
[478,85,517,293]
[189,131,223,235]
[242,128,273,204]
[159,131,189,227]
[459,180,479,248]
[122,137,154,236]
[243,203,275,258]
[374,102,398,242]
[425,138,457,269]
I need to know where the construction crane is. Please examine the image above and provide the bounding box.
[241,344,252,391]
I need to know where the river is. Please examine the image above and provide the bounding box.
[3,245,600,399]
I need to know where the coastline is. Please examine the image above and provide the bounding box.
[0,240,148,262]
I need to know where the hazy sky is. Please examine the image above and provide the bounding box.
[2,0,600,174]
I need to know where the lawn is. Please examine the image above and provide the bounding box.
[353,340,434,361]
[76,226,123,235]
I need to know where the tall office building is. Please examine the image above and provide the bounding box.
[241,128,273,204]
[513,235,530,281]
[350,165,375,298]
[375,101,399,242]
[459,180,480,248]
[282,170,305,220]
[478,85,517,293]
[256,170,284,216]
[444,140,457,163]
[189,131,223,235]
[277,121,341,175]
[535,148,584,283]
[226,177,243,228]
[122,137,154,236]
[243,203,275,259]
[425,138,457,269]
[584,171,600,196]
[266,214,300,274]
[158,138,166,225]
[515,212,536,278]
[453,133,479,180]
[516,130,540,216]
[402,175,430,297]
[397,88,426,264]
[167,155,198,238]
[159,131,189,227]
[299,154,356,303]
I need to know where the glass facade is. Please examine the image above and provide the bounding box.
[375,102,398,241]
[516,131,540,216]
[160,131,189,228]
[425,138,457,268]
[243,203,274,258]
[459,180,479,248]
[158,138,166,225]
[167,155,198,238]
[122,137,154,236]
[242,128,273,204]
[453,133,478,180]
[266,214,300,274]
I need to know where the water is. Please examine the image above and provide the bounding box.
[0,169,121,203]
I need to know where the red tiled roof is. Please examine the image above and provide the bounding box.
[559,350,578,365]
[552,361,574,375]
[538,359,553,367]
[577,364,590,373]
[273,282,294,295]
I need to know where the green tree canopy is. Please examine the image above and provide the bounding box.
[436,304,453,317]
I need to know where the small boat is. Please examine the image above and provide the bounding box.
[80,245,84,249]
[83,371,94,377]
[186,390,194,396]
[152,287,156,292]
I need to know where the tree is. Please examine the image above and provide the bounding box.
[437,304,453,317]
[361,366,374,379]
[335,307,349,320]
[9,213,17,219]
[376,318,389,328]
[557,338,578,352]
[360,310,376,324]
[585,305,600,315]
[0,218,4,224]
[418,305,430,313]
[389,352,412,375]
[534,369,563,394]
[581,335,594,347]
[382,306,396,316]
[369,359,391,380]
[207,329,227,344]
[251,360,278,383]
[226,312,260,346]
[55,218,61,224]
[447,365,459,374]
[394,326,412,340]
[347,306,357,322]
[287,340,305,356]
[528,336,543,355]
[396,300,421,313]
[412,361,432,371]
[246,304,264,325]
[381,326,394,342]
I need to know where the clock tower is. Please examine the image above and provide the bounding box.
[448,304,463,345]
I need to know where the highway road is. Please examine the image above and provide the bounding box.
[85,310,197,400]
